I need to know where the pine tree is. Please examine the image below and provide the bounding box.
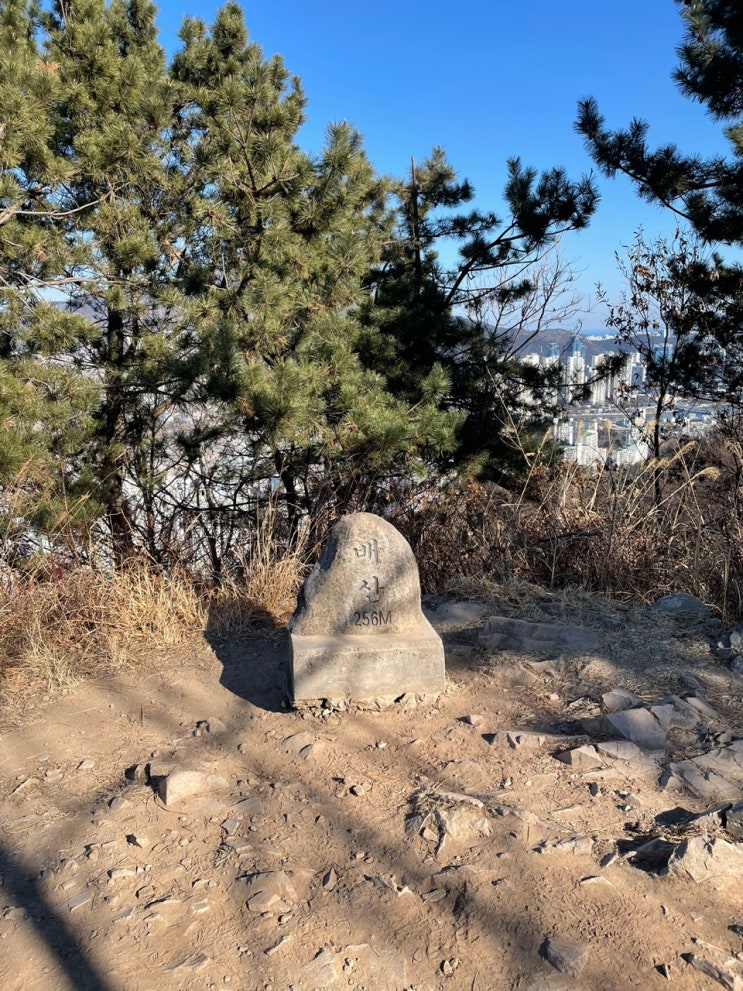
[0,0,101,556]
[170,6,460,551]
[0,0,186,563]
[575,0,743,394]
[577,1,743,243]
[359,148,597,480]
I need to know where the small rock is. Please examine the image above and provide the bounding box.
[602,688,641,712]
[541,935,588,977]
[481,663,539,688]
[579,875,612,888]
[126,833,150,849]
[435,805,492,842]
[650,593,710,622]
[281,732,325,760]
[534,836,594,857]
[230,796,264,816]
[460,714,483,727]
[108,867,136,881]
[431,601,485,625]
[158,768,229,807]
[678,672,704,691]
[322,868,338,891]
[488,730,566,750]
[147,758,174,779]
[554,745,604,770]
[11,777,39,796]
[111,907,134,923]
[264,934,292,957]
[305,948,337,985]
[67,890,93,913]
[247,890,289,914]
[730,625,743,652]
[108,796,130,813]
[223,837,253,855]
[241,871,299,915]
[76,760,95,771]
[440,957,458,976]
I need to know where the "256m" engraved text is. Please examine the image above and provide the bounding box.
[353,610,392,627]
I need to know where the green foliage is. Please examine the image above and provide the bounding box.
[0,1,596,572]
[359,148,597,483]
[168,9,461,546]
[575,0,743,243]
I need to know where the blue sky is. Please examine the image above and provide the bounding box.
[156,0,733,328]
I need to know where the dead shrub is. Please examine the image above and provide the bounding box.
[402,434,743,619]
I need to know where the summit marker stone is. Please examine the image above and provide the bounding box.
[289,512,445,700]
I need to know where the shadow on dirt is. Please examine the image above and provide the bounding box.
[0,845,116,991]
[205,622,291,713]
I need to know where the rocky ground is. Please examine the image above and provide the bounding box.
[2,587,743,991]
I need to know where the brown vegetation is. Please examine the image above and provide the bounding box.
[2,428,742,705]
[400,429,743,615]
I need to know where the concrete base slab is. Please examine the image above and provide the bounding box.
[291,633,446,701]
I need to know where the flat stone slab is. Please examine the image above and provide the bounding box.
[591,707,668,749]
[582,692,722,752]
[664,741,743,803]
[427,600,486,626]
[479,616,599,656]
[667,836,743,883]
[650,592,710,622]
[290,512,444,701]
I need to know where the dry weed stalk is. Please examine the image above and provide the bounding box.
[201,499,309,636]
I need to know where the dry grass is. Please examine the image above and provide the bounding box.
[206,505,309,637]
[402,433,743,621]
[3,427,742,710]
[0,566,206,698]
[0,503,309,702]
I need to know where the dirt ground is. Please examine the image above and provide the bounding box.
[1,592,743,991]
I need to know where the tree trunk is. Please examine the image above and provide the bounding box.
[102,307,136,565]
